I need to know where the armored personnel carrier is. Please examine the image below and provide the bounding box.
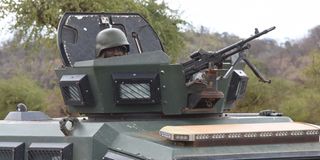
[1,12,320,160]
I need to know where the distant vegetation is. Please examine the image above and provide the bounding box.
[0,0,320,122]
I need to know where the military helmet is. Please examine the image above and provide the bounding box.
[95,28,130,57]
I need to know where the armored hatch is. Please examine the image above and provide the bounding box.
[57,12,164,66]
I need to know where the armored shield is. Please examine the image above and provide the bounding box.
[57,12,164,66]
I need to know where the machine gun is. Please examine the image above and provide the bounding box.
[182,26,276,83]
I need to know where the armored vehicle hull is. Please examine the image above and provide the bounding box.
[1,115,320,159]
[0,116,320,160]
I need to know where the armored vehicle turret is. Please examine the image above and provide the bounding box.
[1,12,320,160]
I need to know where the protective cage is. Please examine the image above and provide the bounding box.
[112,72,161,105]
[0,142,24,160]
[28,143,72,160]
[59,74,94,106]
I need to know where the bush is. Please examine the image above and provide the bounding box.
[233,69,294,113]
[233,55,320,123]
[0,75,48,119]
[279,88,320,123]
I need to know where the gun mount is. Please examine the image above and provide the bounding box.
[182,26,275,83]
[1,12,320,160]
[181,27,274,111]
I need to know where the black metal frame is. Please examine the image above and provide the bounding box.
[28,143,72,160]
[112,72,161,105]
[0,142,24,160]
[59,74,94,106]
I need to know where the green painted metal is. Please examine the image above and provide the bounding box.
[56,51,173,114]
[0,116,303,160]
[55,50,242,115]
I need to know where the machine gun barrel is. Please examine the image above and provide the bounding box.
[216,26,275,54]
[182,26,276,81]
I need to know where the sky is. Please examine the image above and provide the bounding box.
[163,0,320,43]
[0,0,319,44]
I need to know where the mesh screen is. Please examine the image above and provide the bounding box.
[62,85,81,101]
[0,149,12,160]
[120,83,150,99]
[28,150,62,160]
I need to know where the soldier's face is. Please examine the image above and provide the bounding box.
[99,47,126,58]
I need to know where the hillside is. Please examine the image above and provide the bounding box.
[0,22,320,122]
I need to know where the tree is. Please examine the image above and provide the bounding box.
[0,0,185,61]
[304,51,320,86]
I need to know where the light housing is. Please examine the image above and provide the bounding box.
[0,142,24,160]
[59,74,93,106]
[112,72,161,105]
[159,122,320,146]
[28,143,72,160]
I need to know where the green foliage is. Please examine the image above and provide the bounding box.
[0,38,60,89]
[304,50,320,86]
[234,50,320,123]
[0,0,185,61]
[142,0,186,61]
[234,69,294,113]
[0,75,48,119]
[279,50,320,123]
[278,88,320,123]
